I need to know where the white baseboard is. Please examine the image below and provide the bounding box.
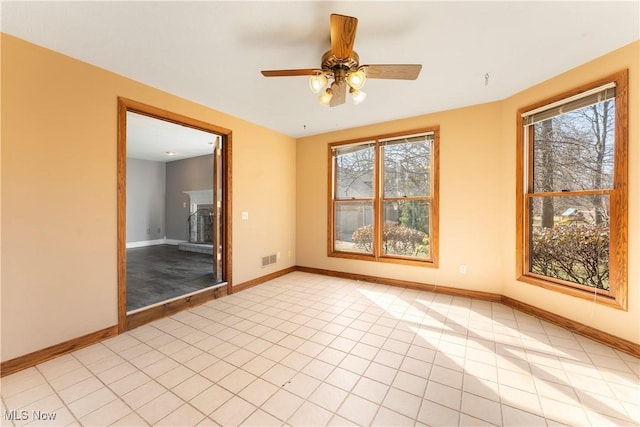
[126,239,184,248]
[164,239,183,246]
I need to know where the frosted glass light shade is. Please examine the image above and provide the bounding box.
[346,69,366,90]
[350,89,367,105]
[309,74,328,94]
[319,88,333,106]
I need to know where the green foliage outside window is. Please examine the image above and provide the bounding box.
[352,223,429,258]
[531,223,609,290]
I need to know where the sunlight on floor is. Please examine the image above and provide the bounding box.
[1,272,638,426]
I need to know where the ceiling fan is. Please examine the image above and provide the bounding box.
[261,14,422,107]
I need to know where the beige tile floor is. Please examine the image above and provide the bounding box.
[1,272,638,426]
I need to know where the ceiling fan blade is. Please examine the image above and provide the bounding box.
[363,64,423,80]
[261,69,321,77]
[330,81,347,107]
[330,14,358,59]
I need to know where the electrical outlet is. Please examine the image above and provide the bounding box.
[459,264,467,274]
[277,252,281,259]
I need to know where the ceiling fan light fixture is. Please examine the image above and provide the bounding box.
[260,14,422,107]
[350,87,367,105]
[309,73,328,94]
[346,68,366,90]
[319,88,333,106]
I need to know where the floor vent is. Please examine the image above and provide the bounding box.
[261,254,277,268]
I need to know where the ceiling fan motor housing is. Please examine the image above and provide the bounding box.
[321,50,361,81]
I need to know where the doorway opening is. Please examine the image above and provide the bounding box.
[117,98,232,331]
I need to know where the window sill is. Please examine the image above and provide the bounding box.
[329,251,438,268]
[517,273,625,310]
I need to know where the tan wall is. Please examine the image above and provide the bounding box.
[297,41,639,344]
[499,42,639,344]
[1,33,637,363]
[0,34,297,362]
[297,101,506,295]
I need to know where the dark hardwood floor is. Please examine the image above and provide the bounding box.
[126,244,222,311]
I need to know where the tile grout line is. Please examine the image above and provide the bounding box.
[2,271,638,426]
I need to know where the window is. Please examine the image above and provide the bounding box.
[329,128,439,266]
[516,71,628,309]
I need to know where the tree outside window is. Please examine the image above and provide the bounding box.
[517,71,628,309]
[329,128,439,266]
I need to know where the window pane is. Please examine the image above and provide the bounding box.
[335,144,375,198]
[532,99,615,193]
[383,138,430,197]
[335,201,374,254]
[382,200,430,258]
[529,194,610,290]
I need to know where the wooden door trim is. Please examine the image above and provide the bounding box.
[117,97,233,332]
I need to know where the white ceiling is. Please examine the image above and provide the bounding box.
[126,112,217,162]
[2,1,639,140]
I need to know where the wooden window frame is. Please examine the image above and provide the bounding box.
[515,70,628,310]
[328,127,439,268]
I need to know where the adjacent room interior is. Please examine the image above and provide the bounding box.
[125,111,226,312]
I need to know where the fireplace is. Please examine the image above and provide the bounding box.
[183,190,214,244]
